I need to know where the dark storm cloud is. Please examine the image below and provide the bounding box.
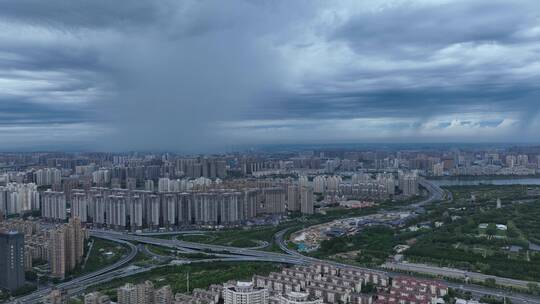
[259,84,540,120]
[331,0,540,53]
[0,99,88,125]
[0,0,162,29]
[0,45,102,72]
[0,0,540,149]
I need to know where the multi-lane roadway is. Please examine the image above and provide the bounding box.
[14,238,138,304]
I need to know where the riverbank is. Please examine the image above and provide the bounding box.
[429,177,540,186]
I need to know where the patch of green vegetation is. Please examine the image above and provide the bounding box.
[10,284,37,297]
[446,184,530,204]
[180,234,216,243]
[261,241,285,253]
[311,226,397,267]
[146,244,174,256]
[69,238,128,277]
[145,244,217,260]
[528,282,540,295]
[152,234,177,240]
[68,298,83,304]
[174,224,304,253]
[404,185,540,282]
[132,251,154,266]
[480,295,513,304]
[0,292,9,303]
[178,228,275,248]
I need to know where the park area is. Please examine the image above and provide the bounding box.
[404,185,540,282]
[298,184,540,283]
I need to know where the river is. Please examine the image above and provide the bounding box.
[429,177,540,186]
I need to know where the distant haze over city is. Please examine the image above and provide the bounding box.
[1,0,540,152]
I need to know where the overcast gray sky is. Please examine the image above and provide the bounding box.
[1,0,540,151]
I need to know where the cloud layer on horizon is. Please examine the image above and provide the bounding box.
[0,0,540,151]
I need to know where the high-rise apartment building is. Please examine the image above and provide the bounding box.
[34,168,62,186]
[49,228,66,278]
[176,158,227,179]
[72,192,88,222]
[136,280,154,304]
[517,154,529,166]
[117,281,163,304]
[398,171,419,197]
[62,185,312,231]
[41,190,67,221]
[223,282,269,304]
[126,177,137,190]
[0,231,25,291]
[92,169,111,186]
[298,176,309,188]
[154,285,173,304]
[286,184,300,212]
[300,186,314,215]
[0,183,40,216]
[145,179,155,192]
[48,218,86,279]
[326,176,342,192]
[261,188,286,214]
[69,217,86,266]
[313,176,326,194]
[432,163,444,177]
[505,155,517,168]
[118,283,138,304]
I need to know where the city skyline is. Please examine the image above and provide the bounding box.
[2,146,540,302]
[1,0,540,151]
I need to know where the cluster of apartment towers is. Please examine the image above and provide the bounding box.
[41,182,315,230]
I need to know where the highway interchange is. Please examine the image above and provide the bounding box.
[13,180,540,304]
